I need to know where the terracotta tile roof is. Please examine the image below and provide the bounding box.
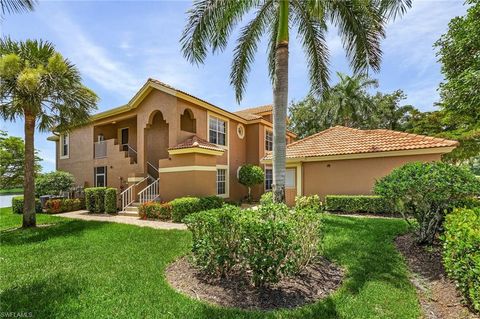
[263,126,458,160]
[169,135,225,152]
[234,104,273,120]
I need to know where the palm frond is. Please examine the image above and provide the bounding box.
[375,0,412,20]
[230,0,273,102]
[180,0,258,65]
[291,0,330,97]
[0,0,36,15]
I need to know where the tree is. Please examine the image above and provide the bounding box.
[288,95,330,139]
[0,130,41,189]
[238,164,264,203]
[0,38,98,228]
[181,0,411,202]
[35,171,75,197]
[1,0,36,15]
[371,90,416,130]
[320,72,378,128]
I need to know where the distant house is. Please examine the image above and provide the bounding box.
[48,79,457,210]
[48,79,295,211]
[262,126,458,202]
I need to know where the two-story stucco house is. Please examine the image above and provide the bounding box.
[48,79,296,211]
[49,78,458,212]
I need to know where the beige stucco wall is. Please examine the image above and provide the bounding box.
[302,153,442,199]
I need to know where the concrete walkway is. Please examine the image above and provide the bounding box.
[57,210,187,230]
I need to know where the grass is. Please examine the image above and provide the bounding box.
[0,187,23,195]
[0,207,420,319]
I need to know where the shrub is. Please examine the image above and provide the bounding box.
[44,198,82,214]
[199,195,224,211]
[295,195,323,213]
[104,188,117,213]
[35,171,75,196]
[170,196,223,222]
[325,195,389,214]
[184,203,322,286]
[442,208,480,311]
[85,187,117,213]
[375,162,480,244]
[138,202,172,220]
[238,164,264,203]
[12,196,42,214]
[260,191,273,206]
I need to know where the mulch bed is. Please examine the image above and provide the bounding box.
[165,256,344,311]
[395,233,479,319]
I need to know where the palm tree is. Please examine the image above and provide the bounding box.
[1,0,36,15]
[320,72,378,128]
[0,38,98,227]
[181,0,411,202]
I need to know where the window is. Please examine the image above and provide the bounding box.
[236,124,245,139]
[265,168,273,191]
[217,169,226,195]
[94,166,107,187]
[265,130,273,151]
[60,134,69,158]
[285,168,295,188]
[209,116,227,146]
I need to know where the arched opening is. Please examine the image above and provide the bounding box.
[180,108,196,133]
[145,111,169,176]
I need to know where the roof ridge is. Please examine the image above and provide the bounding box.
[285,126,340,148]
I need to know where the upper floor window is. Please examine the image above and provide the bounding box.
[180,108,196,133]
[60,134,69,159]
[209,116,227,146]
[265,130,273,151]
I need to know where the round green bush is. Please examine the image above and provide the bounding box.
[35,171,75,196]
[374,162,480,244]
[238,164,264,202]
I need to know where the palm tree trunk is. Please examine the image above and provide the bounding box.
[23,112,36,228]
[272,0,289,203]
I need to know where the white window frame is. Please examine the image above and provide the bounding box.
[60,133,70,159]
[216,166,229,198]
[94,166,107,187]
[265,129,273,151]
[208,115,228,147]
[285,168,296,189]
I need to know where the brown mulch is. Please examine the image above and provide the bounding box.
[395,233,479,319]
[165,256,344,311]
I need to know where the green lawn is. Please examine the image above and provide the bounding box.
[0,187,23,195]
[0,207,420,319]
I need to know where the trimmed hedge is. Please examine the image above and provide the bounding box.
[442,208,480,312]
[44,198,83,214]
[184,203,322,286]
[325,195,391,214]
[12,196,42,214]
[85,187,117,214]
[138,202,172,220]
[295,195,323,213]
[171,196,223,222]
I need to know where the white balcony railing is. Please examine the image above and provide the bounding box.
[94,141,107,158]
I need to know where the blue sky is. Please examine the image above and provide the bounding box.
[0,0,468,172]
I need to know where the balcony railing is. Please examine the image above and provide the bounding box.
[94,141,107,158]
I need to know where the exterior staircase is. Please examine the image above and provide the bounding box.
[120,163,160,216]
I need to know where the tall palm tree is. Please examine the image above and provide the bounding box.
[181,0,411,202]
[320,72,378,128]
[0,38,98,227]
[1,0,36,15]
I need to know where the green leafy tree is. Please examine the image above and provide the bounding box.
[0,130,41,189]
[320,72,378,128]
[35,171,75,196]
[1,0,36,15]
[0,38,98,228]
[181,0,411,203]
[238,164,264,203]
[288,95,330,139]
[371,90,416,130]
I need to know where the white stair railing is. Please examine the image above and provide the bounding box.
[138,178,160,204]
[120,177,147,211]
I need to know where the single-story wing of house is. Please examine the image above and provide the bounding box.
[261,125,458,205]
